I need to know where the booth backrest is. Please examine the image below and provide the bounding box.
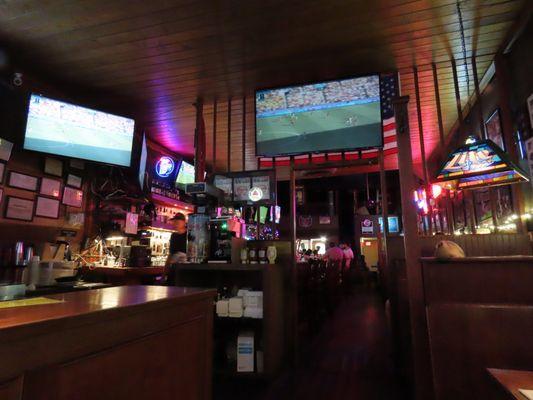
[387,234,532,261]
[422,257,533,400]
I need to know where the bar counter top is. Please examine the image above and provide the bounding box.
[0,285,216,399]
[0,285,214,333]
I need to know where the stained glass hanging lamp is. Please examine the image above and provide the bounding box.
[434,137,529,190]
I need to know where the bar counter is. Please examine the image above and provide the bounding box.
[0,285,216,400]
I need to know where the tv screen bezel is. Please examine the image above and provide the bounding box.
[138,132,148,190]
[254,73,384,157]
[23,93,136,168]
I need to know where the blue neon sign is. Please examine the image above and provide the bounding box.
[155,156,175,178]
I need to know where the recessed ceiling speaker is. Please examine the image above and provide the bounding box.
[12,72,23,86]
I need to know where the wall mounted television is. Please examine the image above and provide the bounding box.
[175,160,195,186]
[255,75,382,156]
[24,94,135,167]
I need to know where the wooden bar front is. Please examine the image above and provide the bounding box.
[0,286,216,400]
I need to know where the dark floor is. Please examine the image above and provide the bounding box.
[214,288,409,400]
[261,288,409,400]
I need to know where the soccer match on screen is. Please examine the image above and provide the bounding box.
[255,75,382,157]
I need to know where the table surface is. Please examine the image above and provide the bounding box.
[0,285,214,331]
[488,368,533,399]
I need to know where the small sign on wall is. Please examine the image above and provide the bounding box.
[319,215,331,225]
[361,218,374,234]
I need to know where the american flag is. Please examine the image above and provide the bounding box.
[380,72,399,156]
[259,73,399,168]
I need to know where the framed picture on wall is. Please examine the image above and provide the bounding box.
[62,186,83,208]
[35,196,60,219]
[485,109,505,150]
[66,174,82,189]
[40,177,62,199]
[473,188,492,227]
[495,185,513,224]
[0,138,13,162]
[452,192,465,231]
[526,136,533,188]
[527,93,533,129]
[44,157,63,177]
[8,171,39,192]
[5,196,34,221]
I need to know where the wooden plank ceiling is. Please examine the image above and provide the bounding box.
[0,0,525,172]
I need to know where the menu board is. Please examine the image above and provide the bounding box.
[233,177,251,201]
[252,176,270,200]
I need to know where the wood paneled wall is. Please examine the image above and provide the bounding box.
[204,96,256,173]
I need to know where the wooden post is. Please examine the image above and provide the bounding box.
[256,206,260,240]
[193,97,206,182]
[212,98,217,173]
[289,158,298,364]
[242,96,246,171]
[494,54,525,233]
[227,97,232,173]
[379,149,390,294]
[414,66,432,235]
[393,96,434,400]
[451,58,465,137]
[432,63,445,148]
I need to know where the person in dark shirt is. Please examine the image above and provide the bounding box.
[166,212,187,266]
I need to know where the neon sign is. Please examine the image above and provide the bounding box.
[155,156,175,178]
[248,187,263,202]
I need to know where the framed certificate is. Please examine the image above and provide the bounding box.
[35,196,60,219]
[40,177,62,198]
[8,171,39,191]
[44,157,63,177]
[5,196,34,221]
[0,138,13,162]
[66,174,82,189]
[63,186,83,208]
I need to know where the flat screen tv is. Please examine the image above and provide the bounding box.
[175,160,195,186]
[255,75,382,156]
[138,133,148,189]
[379,216,400,233]
[24,94,135,167]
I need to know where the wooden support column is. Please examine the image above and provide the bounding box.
[242,96,246,171]
[212,98,217,173]
[227,97,232,173]
[393,96,434,400]
[193,97,206,182]
[379,149,390,294]
[494,54,525,233]
[432,63,445,148]
[414,66,433,235]
[289,158,298,365]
